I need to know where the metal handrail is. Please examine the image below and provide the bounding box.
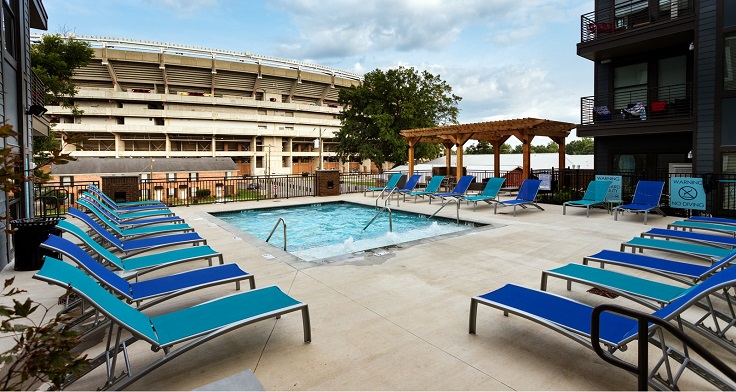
[266,217,287,251]
[364,207,392,232]
[591,303,736,390]
[429,197,461,223]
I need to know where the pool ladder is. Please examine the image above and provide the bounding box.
[364,206,393,232]
[429,197,461,223]
[266,217,287,251]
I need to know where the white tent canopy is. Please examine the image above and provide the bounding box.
[390,153,593,174]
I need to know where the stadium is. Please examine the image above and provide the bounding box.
[37,35,368,181]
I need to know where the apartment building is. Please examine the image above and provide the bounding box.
[1,0,49,266]
[41,36,368,181]
[577,0,734,181]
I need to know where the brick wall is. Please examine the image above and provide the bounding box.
[101,176,141,202]
[316,170,340,196]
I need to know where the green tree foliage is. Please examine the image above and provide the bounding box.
[566,137,594,155]
[31,34,94,114]
[464,141,512,154]
[335,67,461,171]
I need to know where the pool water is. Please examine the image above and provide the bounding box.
[213,202,476,261]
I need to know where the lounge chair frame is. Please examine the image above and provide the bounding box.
[34,258,309,391]
[613,180,666,224]
[494,179,544,216]
[562,180,611,217]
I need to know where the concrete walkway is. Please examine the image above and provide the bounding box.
[2,193,733,390]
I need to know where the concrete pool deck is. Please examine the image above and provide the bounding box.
[2,193,734,390]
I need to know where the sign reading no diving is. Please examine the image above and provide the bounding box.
[670,177,706,210]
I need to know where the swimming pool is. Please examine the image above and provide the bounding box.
[212,202,479,261]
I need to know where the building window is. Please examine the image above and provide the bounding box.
[726,0,736,28]
[726,33,736,91]
[60,176,74,186]
[189,172,198,181]
[721,98,736,146]
[614,63,648,110]
[2,0,16,59]
[167,173,176,182]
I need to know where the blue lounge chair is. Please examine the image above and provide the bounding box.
[364,173,403,197]
[87,184,168,211]
[387,174,421,205]
[68,207,193,239]
[562,180,611,217]
[460,177,505,211]
[403,175,445,203]
[641,227,736,248]
[57,219,205,257]
[494,179,544,216]
[541,263,736,355]
[668,220,736,236]
[34,257,310,391]
[686,216,736,227]
[613,180,665,224]
[583,248,736,285]
[77,197,184,227]
[620,236,731,261]
[429,175,474,201]
[41,233,223,278]
[44,235,254,309]
[469,266,736,390]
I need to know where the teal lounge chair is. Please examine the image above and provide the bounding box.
[620,236,731,261]
[641,228,736,249]
[613,180,665,224]
[57,218,205,257]
[42,231,224,278]
[364,173,403,197]
[469,266,736,390]
[81,192,174,219]
[460,177,505,211]
[77,197,183,227]
[429,175,475,201]
[494,179,544,216]
[562,180,611,217]
[34,257,310,390]
[668,220,736,236]
[68,207,193,239]
[403,175,445,203]
[87,184,168,211]
[686,216,736,226]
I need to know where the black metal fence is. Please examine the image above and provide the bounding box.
[32,169,736,218]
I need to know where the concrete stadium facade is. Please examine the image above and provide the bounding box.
[39,35,370,181]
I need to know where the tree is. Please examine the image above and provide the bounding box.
[335,67,461,171]
[30,34,94,114]
[464,141,513,154]
[566,138,594,155]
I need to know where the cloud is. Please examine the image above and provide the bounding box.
[143,0,220,17]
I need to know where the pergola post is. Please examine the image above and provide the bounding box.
[407,137,421,175]
[551,136,566,189]
[491,136,511,178]
[443,142,453,179]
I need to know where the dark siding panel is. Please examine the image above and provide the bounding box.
[695,0,718,174]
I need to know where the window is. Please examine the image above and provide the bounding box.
[614,63,648,109]
[167,173,176,182]
[658,56,686,101]
[60,176,74,186]
[140,173,150,182]
[726,0,736,28]
[726,33,736,91]
[189,172,198,181]
[2,0,16,59]
[721,98,736,146]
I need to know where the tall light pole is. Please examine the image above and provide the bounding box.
[149,157,155,200]
[314,127,324,171]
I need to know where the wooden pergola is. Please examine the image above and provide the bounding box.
[400,118,576,182]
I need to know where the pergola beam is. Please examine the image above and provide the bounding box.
[401,118,575,183]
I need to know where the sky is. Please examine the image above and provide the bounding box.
[39,0,593,145]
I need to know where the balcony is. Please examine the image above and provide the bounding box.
[580,83,692,129]
[578,0,694,61]
[30,70,50,137]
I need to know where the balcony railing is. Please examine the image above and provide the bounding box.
[30,70,45,107]
[580,83,692,126]
[581,0,692,43]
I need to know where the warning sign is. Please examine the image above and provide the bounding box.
[669,177,705,210]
